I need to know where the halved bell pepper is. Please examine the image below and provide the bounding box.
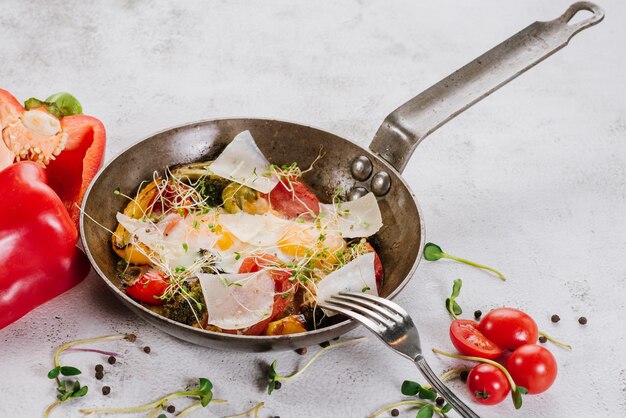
[0,89,106,226]
[0,162,90,329]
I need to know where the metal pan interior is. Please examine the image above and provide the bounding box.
[81,118,424,351]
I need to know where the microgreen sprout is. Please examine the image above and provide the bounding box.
[423,243,506,281]
[432,348,528,409]
[268,337,366,394]
[401,380,438,400]
[368,400,449,418]
[222,402,265,418]
[445,279,463,320]
[538,330,572,350]
[45,334,136,417]
[79,378,222,415]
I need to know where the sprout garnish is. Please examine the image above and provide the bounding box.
[445,279,463,320]
[423,243,506,281]
[268,337,366,394]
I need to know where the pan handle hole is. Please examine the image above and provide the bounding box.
[566,9,593,25]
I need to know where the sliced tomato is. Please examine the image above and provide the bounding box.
[125,269,169,306]
[238,254,295,335]
[364,242,384,291]
[450,319,505,360]
[265,176,320,219]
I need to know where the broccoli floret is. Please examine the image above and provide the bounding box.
[161,282,206,326]
[196,177,229,207]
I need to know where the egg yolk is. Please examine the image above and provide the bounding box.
[278,224,345,267]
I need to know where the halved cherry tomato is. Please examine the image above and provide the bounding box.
[125,269,169,305]
[265,176,320,219]
[450,319,505,360]
[478,307,538,351]
[467,363,510,405]
[238,254,295,335]
[507,344,557,394]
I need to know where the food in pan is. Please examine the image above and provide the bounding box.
[111,130,384,335]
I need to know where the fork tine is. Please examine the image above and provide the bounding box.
[318,301,384,334]
[339,291,410,317]
[325,297,393,327]
[331,294,401,321]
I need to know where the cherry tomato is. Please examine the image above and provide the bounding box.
[265,176,320,219]
[125,269,169,305]
[478,308,538,350]
[238,254,295,335]
[449,320,505,360]
[507,344,557,394]
[364,242,383,290]
[467,363,510,405]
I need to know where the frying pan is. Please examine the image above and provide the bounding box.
[81,3,603,352]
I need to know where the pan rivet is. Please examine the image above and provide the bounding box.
[348,187,368,201]
[351,156,373,181]
[371,171,391,196]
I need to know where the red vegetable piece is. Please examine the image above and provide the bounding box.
[478,307,539,351]
[449,319,505,360]
[238,254,295,335]
[125,269,170,306]
[364,242,383,291]
[0,89,24,168]
[0,161,90,330]
[265,176,320,219]
[467,363,510,405]
[46,114,106,227]
[507,344,557,394]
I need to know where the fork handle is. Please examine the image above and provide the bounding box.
[415,356,481,418]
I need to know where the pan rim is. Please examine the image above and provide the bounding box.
[80,117,425,343]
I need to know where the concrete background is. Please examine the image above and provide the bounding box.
[1,1,624,417]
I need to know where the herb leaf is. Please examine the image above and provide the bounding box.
[423,243,444,261]
[423,242,506,281]
[48,366,61,379]
[60,366,82,376]
[416,404,434,418]
[401,380,421,396]
[445,279,463,319]
[441,403,452,413]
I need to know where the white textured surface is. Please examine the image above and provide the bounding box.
[1,1,625,417]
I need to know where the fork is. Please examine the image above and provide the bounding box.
[319,292,480,418]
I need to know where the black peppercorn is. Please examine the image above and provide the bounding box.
[95,371,104,380]
[295,347,308,355]
[474,310,482,320]
[578,316,588,325]
[551,314,560,323]
[460,370,469,383]
[274,381,282,390]
[391,409,399,416]
[435,396,445,406]
[166,405,175,413]
[102,386,111,395]
[107,356,116,365]
[143,346,151,354]
[95,364,104,373]
[539,335,547,343]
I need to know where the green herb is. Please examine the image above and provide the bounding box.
[401,381,437,400]
[362,286,371,292]
[45,92,83,116]
[445,279,463,320]
[416,404,434,418]
[182,243,189,252]
[80,378,223,415]
[423,243,506,281]
[268,337,365,394]
[114,188,121,196]
[234,252,241,260]
[538,330,572,350]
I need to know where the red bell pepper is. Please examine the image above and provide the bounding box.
[0,88,106,226]
[0,162,90,330]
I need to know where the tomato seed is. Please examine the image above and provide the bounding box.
[551,314,560,323]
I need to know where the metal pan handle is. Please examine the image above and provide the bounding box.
[369,2,604,173]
